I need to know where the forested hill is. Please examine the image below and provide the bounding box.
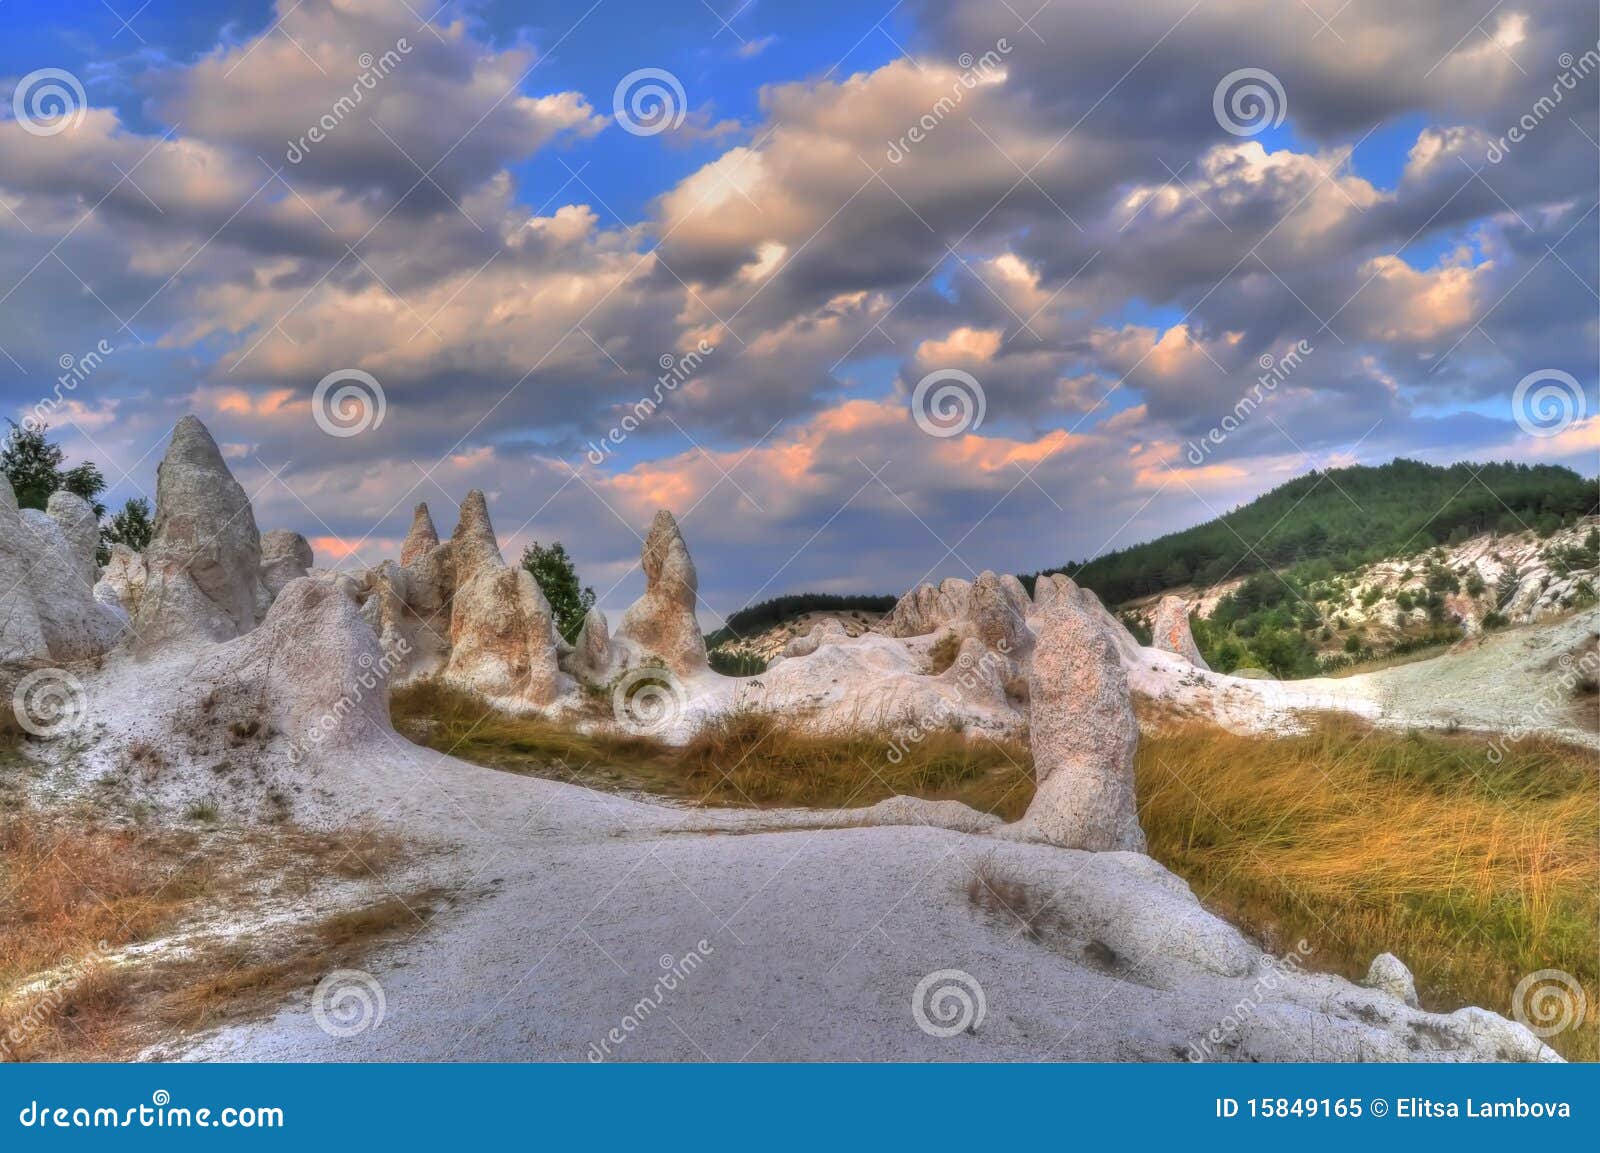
[1030,459,1599,605]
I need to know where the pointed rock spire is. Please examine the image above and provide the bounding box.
[450,490,504,583]
[401,502,440,568]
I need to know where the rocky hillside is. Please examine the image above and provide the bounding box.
[1124,517,1599,676]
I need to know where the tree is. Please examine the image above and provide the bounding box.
[1,421,66,509]
[519,541,595,644]
[1,421,106,516]
[103,497,154,552]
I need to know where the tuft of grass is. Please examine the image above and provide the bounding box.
[928,632,962,674]
[1134,717,1597,1060]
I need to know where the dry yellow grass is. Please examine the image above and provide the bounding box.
[1135,718,1598,1060]
[0,804,432,1062]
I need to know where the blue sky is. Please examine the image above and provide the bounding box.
[1,0,1596,619]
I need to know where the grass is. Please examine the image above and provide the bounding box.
[0,804,434,1061]
[393,681,1036,818]
[1136,717,1597,1061]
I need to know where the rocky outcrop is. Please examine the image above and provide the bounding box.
[970,570,1031,655]
[782,617,848,659]
[440,490,565,709]
[613,510,707,677]
[400,503,440,568]
[881,577,972,638]
[566,606,612,681]
[95,544,147,617]
[1014,595,1145,852]
[0,479,52,665]
[1152,594,1209,669]
[0,480,126,663]
[133,416,263,649]
[259,531,314,600]
[1364,953,1420,1008]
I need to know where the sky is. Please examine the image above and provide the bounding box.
[1,0,1597,628]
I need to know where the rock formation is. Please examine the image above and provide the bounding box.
[95,544,147,617]
[0,478,52,665]
[259,530,314,599]
[881,577,973,638]
[440,490,565,709]
[566,606,612,680]
[133,416,263,648]
[400,502,440,567]
[1015,595,1145,852]
[1152,593,1210,669]
[613,510,707,677]
[782,617,848,659]
[0,479,126,663]
[1364,953,1420,1008]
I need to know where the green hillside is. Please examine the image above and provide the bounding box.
[1031,459,1598,607]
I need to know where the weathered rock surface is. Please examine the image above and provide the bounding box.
[613,510,707,677]
[566,606,612,681]
[259,530,314,599]
[441,490,565,709]
[400,503,440,568]
[1014,596,1145,852]
[133,416,262,648]
[0,478,52,665]
[1364,953,1420,1008]
[782,617,848,659]
[1152,594,1209,670]
[95,544,148,617]
[881,577,973,638]
[0,480,126,662]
